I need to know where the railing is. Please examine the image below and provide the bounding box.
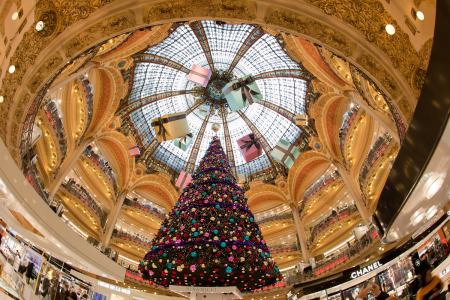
[269,243,299,254]
[24,163,49,203]
[339,106,360,154]
[309,205,358,243]
[112,230,152,248]
[84,147,118,194]
[43,99,68,162]
[62,180,106,227]
[256,211,293,225]
[80,77,94,136]
[300,171,340,213]
[296,227,378,282]
[125,270,157,286]
[358,132,392,189]
[123,198,166,221]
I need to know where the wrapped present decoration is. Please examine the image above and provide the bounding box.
[237,174,247,184]
[198,104,210,117]
[211,123,221,132]
[237,133,262,163]
[222,74,262,111]
[188,64,212,87]
[270,139,300,168]
[174,133,193,151]
[129,145,140,157]
[151,112,190,142]
[295,114,309,126]
[175,171,192,189]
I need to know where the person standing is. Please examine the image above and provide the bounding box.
[417,267,445,300]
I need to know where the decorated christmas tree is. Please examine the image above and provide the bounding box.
[141,137,282,292]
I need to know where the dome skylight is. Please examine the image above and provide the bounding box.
[126,20,311,176]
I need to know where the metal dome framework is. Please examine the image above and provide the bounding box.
[120,20,315,177]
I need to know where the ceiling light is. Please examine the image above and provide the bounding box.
[36,21,45,31]
[416,11,424,20]
[410,208,425,226]
[426,206,438,220]
[0,96,4,103]
[8,65,15,74]
[423,174,444,199]
[385,24,395,35]
[11,12,19,20]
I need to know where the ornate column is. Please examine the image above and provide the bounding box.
[48,137,94,198]
[102,190,128,247]
[335,162,369,221]
[348,91,400,143]
[289,203,310,262]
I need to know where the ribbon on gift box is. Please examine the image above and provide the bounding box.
[179,172,190,187]
[190,69,210,79]
[180,133,193,145]
[240,134,262,156]
[223,76,260,105]
[275,144,296,163]
[151,114,186,141]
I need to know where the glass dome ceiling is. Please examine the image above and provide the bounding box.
[125,20,312,176]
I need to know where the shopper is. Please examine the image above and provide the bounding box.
[25,260,34,284]
[416,267,445,300]
[41,275,51,299]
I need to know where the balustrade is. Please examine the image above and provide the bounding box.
[301,171,340,213]
[112,230,152,248]
[256,211,293,225]
[123,198,166,220]
[339,106,360,154]
[62,180,106,226]
[24,164,49,203]
[84,146,118,194]
[309,205,358,243]
[43,99,68,162]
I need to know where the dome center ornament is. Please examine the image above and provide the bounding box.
[195,70,233,108]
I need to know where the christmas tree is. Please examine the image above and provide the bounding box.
[141,137,282,292]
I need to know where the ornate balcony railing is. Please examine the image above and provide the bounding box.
[339,106,360,155]
[84,147,118,195]
[300,171,340,213]
[309,205,358,243]
[24,164,49,203]
[123,198,166,221]
[43,99,68,162]
[358,132,392,189]
[256,211,293,225]
[80,77,94,137]
[125,270,157,286]
[296,226,378,282]
[62,180,107,227]
[269,243,300,254]
[112,230,152,248]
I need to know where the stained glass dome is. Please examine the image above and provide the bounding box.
[123,20,313,176]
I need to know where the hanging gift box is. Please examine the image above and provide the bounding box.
[270,139,300,168]
[222,74,262,111]
[237,174,247,184]
[295,114,309,126]
[151,112,190,142]
[188,64,212,87]
[198,104,210,117]
[175,171,192,189]
[129,145,140,157]
[211,123,221,132]
[237,133,262,163]
[173,133,193,151]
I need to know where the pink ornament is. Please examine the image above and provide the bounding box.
[232,245,237,250]
[190,265,197,272]
[261,240,265,244]
[223,188,227,191]
[176,239,181,243]
[228,256,234,262]
[149,271,154,276]
[238,227,242,231]
[180,226,185,230]
[195,191,199,195]
[165,241,170,244]
[200,218,205,222]
[204,232,210,237]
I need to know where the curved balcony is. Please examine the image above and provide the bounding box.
[296,227,379,282]
[80,77,94,135]
[125,270,157,286]
[358,133,392,189]
[339,106,360,155]
[256,211,293,225]
[309,205,358,243]
[112,230,152,249]
[24,163,49,203]
[84,146,118,194]
[123,198,166,221]
[300,171,340,213]
[270,243,300,254]
[62,180,107,227]
[43,99,68,162]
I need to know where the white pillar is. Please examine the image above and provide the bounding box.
[102,190,128,247]
[290,203,310,262]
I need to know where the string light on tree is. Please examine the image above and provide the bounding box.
[141,137,282,292]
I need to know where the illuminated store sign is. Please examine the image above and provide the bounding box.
[98,281,131,295]
[350,261,383,279]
